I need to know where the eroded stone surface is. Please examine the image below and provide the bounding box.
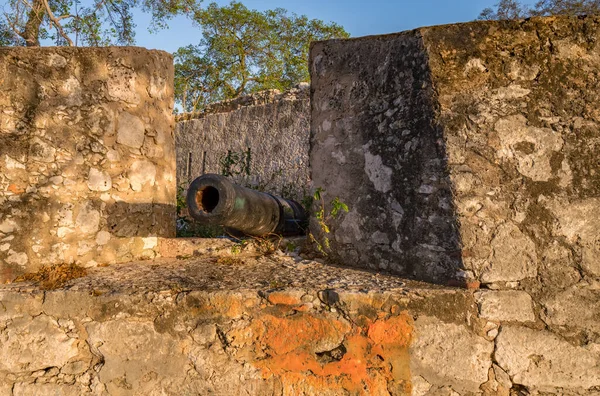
[495,325,600,390]
[475,291,535,322]
[410,317,493,393]
[0,253,596,395]
[309,16,600,294]
[0,47,176,281]
[0,256,471,396]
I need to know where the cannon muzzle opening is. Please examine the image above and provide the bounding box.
[186,174,308,237]
[195,186,219,213]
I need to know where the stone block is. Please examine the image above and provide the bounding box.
[309,16,600,287]
[540,286,600,335]
[495,325,600,391]
[410,317,493,393]
[0,47,176,281]
[475,291,535,322]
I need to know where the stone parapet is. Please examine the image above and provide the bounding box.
[309,16,600,293]
[0,47,176,281]
[0,256,597,395]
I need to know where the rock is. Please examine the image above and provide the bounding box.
[117,112,145,149]
[411,375,432,396]
[6,251,28,266]
[128,160,156,192]
[75,202,100,235]
[480,223,537,283]
[475,291,535,322]
[87,168,112,192]
[0,218,18,233]
[142,237,157,250]
[0,315,79,372]
[29,137,56,163]
[495,325,600,390]
[85,320,189,387]
[4,155,25,170]
[410,317,493,393]
[541,287,600,334]
[493,364,512,389]
[495,114,563,182]
[95,231,111,245]
[545,198,600,277]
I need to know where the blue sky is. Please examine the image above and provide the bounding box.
[133,0,534,53]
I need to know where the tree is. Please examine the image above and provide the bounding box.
[479,0,600,20]
[478,0,529,20]
[174,1,349,112]
[1,0,198,46]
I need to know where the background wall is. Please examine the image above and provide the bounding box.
[175,84,311,202]
[0,47,176,282]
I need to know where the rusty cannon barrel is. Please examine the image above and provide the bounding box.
[186,174,308,237]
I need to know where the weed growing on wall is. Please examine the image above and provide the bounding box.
[219,149,251,177]
[309,187,349,255]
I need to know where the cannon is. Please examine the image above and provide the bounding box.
[186,174,308,237]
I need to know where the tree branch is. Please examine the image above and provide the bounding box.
[41,0,73,45]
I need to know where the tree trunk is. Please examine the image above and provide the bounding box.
[23,0,45,46]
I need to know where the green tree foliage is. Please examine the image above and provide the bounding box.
[1,0,198,46]
[174,1,349,112]
[479,0,600,20]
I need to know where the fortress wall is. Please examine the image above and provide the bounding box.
[0,47,176,281]
[309,17,600,382]
[176,85,311,202]
[310,16,600,291]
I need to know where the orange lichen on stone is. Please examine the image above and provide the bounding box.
[210,294,244,318]
[7,184,24,194]
[266,291,304,306]
[368,314,413,347]
[258,313,351,355]
[252,311,414,395]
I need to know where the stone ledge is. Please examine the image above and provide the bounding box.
[0,255,598,395]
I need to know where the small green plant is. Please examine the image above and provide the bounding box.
[310,187,349,255]
[230,239,249,255]
[219,149,251,177]
[176,184,187,216]
[285,241,297,252]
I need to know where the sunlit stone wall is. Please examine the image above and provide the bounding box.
[0,47,176,281]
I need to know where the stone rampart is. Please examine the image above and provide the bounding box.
[0,255,597,395]
[0,47,176,281]
[310,16,600,292]
[175,84,310,201]
[309,19,600,387]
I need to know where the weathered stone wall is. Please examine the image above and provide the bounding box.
[0,255,596,395]
[309,19,600,387]
[0,47,176,282]
[175,84,310,201]
[310,16,600,291]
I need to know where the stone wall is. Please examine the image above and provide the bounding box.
[310,16,600,291]
[0,255,596,395]
[175,84,310,201]
[309,17,600,383]
[0,47,176,282]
